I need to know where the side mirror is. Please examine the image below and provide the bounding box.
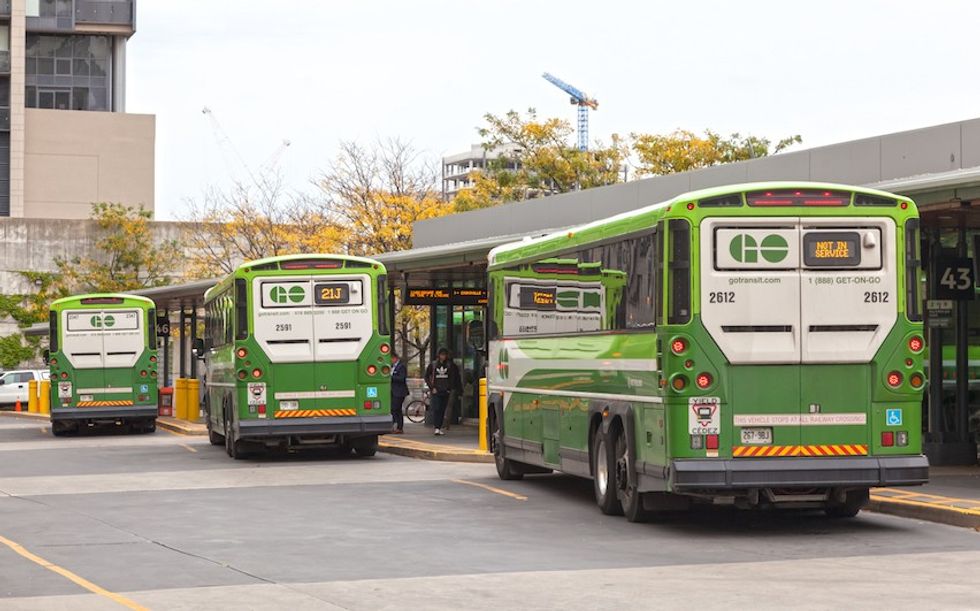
[0,378,5,385]
[42,349,50,364]
[191,338,206,358]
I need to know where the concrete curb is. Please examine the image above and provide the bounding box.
[378,439,493,464]
[867,496,980,530]
[156,417,207,436]
[0,410,48,421]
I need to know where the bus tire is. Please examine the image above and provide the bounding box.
[825,488,870,518]
[591,428,623,516]
[51,421,70,437]
[615,427,650,523]
[207,420,224,446]
[224,419,248,459]
[492,415,524,481]
[352,435,379,457]
[141,418,156,434]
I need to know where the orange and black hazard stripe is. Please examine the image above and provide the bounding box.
[732,444,869,457]
[77,400,135,407]
[274,409,357,418]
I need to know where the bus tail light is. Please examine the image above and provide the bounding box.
[367,364,377,375]
[690,435,703,449]
[881,431,894,447]
[151,371,157,378]
[149,355,157,363]
[705,434,719,450]
[49,357,57,366]
[886,371,902,388]
[236,347,248,359]
[897,431,909,447]
[696,373,712,389]
[379,343,390,354]
[382,366,391,376]
[237,370,247,380]
[251,368,262,379]
[363,400,381,410]
[671,338,687,355]
[671,375,687,391]
[257,404,266,415]
[140,370,147,377]
[909,373,924,388]
[60,372,68,379]
[908,336,924,353]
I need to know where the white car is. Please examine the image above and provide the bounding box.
[0,370,50,407]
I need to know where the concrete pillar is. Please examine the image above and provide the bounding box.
[111,35,126,112]
[8,0,25,217]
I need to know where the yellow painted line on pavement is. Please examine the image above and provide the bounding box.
[178,443,197,453]
[0,534,148,610]
[870,493,980,517]
[453,479,527,501]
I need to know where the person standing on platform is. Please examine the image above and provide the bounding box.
[425,347,461,436]
[390,351,408,434]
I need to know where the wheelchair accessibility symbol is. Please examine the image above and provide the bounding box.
[886,408,902,427]
[366,387,378,398]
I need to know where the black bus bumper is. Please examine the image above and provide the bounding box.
[237,415,390,440]
[670,455,929,491]
[51,406,158,421]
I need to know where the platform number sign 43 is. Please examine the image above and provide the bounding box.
[935,257,975,300]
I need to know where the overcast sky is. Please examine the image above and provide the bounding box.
[127,0,980,220]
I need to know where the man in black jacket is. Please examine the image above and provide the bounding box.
[390,351,409,434]
[425,347,461,436]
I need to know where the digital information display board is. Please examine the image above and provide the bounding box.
[518,286,557,310]
[404,287,488,306]
[803,232,861,267]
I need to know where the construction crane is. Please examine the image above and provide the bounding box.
[201,107,290,195]
[541,72,598,151]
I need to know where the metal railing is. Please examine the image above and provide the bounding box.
[75,0,133,25]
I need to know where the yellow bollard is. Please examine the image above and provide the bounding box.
[478,377,488,452]
[27,379,39,413]
[39,380,51,415]
[186,378,200,422]
[174,378,188,421]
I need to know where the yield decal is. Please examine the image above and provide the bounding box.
[689,396,720,435]
[733,444,868,457]
[366,386,378,399]
[247,382,266,405]
[729,233,789,264]
[886,408,903,427]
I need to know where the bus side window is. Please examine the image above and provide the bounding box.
[668,219,691,325]
[147,308,156,347]
[377,275,390,336]
[905,218,922,322]
[235,279,248,340]
[49,311,59,353]
[655,222,665,326]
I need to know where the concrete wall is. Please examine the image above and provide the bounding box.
[22,109,155,220]
[415,117,980,248]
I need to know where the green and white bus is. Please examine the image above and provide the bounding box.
[487,182,929,520]
[201,254,392,459]
[47,294,159,435]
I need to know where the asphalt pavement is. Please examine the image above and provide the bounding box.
[1,417,979,610]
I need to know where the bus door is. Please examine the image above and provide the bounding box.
[252,278,316,416]
[700,218,802,449]
[799,218,895,447]
[100,309,143,399]
[62,310,107,403]
[311,275,373,412]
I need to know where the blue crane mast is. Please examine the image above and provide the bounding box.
[541,72,598,151]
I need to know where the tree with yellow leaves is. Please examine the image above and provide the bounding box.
[454,109,627,212]
[55,202,182,293]
[631,129,802,177]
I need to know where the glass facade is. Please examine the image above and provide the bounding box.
[25,34,110,111]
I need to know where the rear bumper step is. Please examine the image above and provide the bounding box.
[671,455,928,490]
[237,415,390,439]
[51,406,157,421]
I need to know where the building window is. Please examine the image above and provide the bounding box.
[25,34,111,112]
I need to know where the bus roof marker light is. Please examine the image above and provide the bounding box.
[686,202,695,210]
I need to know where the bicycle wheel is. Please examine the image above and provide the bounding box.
[405,400,427,424]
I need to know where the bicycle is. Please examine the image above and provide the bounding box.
[404,388,430,424]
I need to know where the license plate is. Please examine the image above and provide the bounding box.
[279,400,299,411]
[79,394,93,402]
[740,427,772,445]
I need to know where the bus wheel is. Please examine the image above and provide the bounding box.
[224,420,248,459]
[591,429,623,516]
[141,419,156,434]
[51,421,69,437]
[492,416,524,481]
[825,488,870,518]
[352,435,379,458]
[207,420,224,446]
[615,428,650,523]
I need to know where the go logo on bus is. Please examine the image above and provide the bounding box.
[89,314,115,328]
[269,285,306,304]
[729,233,789,264]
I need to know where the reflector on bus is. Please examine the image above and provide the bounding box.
[746,189,850,207]
[280,259,344,270]
[80,297,124,304]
